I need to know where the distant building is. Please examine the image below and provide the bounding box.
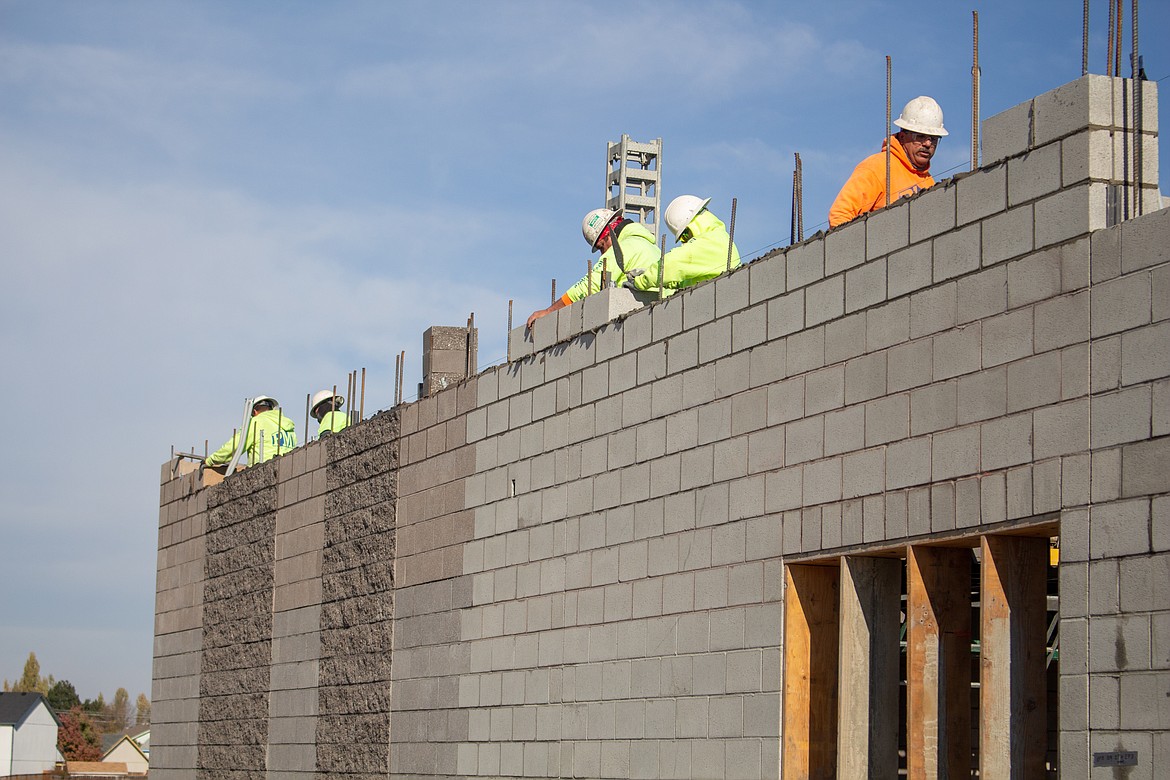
[0,691,60,776]
[101,728,149,775]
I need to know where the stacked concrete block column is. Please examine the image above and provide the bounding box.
[197,463,278,780]
[153,464,208,780]
[390,380,477,777]
[424,325,478,398]
[315,410,399,778]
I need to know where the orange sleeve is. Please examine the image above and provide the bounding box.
[560,292,573,307]
[829,156,884,228]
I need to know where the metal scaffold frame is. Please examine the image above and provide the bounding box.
[604,134,662,240]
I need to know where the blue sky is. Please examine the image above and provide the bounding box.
[1,0,1166,703]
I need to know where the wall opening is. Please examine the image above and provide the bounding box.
[782,526,1059,778]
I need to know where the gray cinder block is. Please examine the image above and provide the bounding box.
[865,200,909,261]
[982,99,1034,164]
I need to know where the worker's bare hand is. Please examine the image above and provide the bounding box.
[526,309,547,331]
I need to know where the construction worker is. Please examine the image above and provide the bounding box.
[310,390,349,437]
[205,396,297,468]
[828,96,948,228]
[526,207,661,329]
[623,195,739,293]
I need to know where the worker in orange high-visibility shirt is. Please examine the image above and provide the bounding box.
[828,96,948,228]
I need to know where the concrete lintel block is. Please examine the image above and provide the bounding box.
[582,287,643,332]
[982,99,1034,164]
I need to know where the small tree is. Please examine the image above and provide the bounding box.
[134,693,151,726]
[58,706,102,761]
[47,680,81,712]
[13,652,54,694]
[106,688,131,734]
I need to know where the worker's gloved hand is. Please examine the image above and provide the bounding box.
[621,267,658,292]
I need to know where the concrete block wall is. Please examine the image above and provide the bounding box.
[153,411,400,780]
[153,74,1167,778]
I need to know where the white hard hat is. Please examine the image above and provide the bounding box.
[310,390,344,416]
[252,395,279,410]
[893,96,948,137]
[664,195,712,240]
[581,208,621,251]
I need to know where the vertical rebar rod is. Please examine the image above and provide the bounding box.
[399,351,406,404]
[550,279,557,304]
[507,299,513,361]
[204,439,208,458]
[304,393,310,442]
[276,408,283,457]
[1115,0,1123,76]
[795,153,804,242]
[1082,0,1090,76]
[885,55,892,207]
[658,235,666,300]
[790,160,798,246]
[360,367,366,421]
[972,11,981,171]
[725,197,737,273]
[587,256,593,296]
[1120,0,1130,222]
[1132,0,1142,216]
[1109,0,1117,75]
[466,313,475,377]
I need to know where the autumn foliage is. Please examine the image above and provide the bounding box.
[57,706,103,762]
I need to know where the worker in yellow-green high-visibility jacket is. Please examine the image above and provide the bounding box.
[310,389,349,437]
[206,395,297,468]
[624,195,740,294]
[526,207,662,330]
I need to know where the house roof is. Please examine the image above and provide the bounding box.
[100,726,150,753]
[101,734,149,764]
[0,691,59,727]
[64,761,128,776]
